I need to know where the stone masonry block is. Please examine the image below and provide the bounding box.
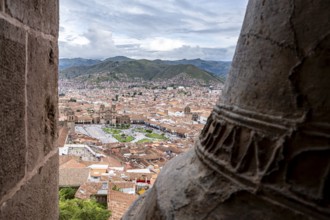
[5,0,58,36]
[0,154,59,220]
[0,18,26,199]
[27,33,58,171]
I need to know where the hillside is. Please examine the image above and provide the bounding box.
[155,64,217,83]
[103,56,133,62]
[60,57,226,84]
[59,58,101,70]
[110,60,168,80]
[160,59,231,78]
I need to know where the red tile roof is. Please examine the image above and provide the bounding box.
[60,158,87,169]
[108,190,137,220]
[57,125,69,147]
[59,168,89,187]
[75,182,104,200]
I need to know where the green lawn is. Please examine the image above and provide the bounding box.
[145,133,168,140]
[137,138,153,143]
[113,134,135,142]
[102,128,121,134]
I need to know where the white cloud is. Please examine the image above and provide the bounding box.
[141,38,184,51]
[126,6,153,15]
[66,36,90,46]
[59,0,248,60]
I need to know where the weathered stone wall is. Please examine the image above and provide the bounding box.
[124,0,330,219]
[0,1,59,219]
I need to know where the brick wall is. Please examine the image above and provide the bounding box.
[0,1,59,219]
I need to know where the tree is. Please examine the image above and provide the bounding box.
[59,188,111,220]
[59,198,110,220]
[59,187,76,200]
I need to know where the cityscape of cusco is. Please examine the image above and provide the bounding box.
[58,54,226,218]
[1,0,329,220]
[56,0,239,218]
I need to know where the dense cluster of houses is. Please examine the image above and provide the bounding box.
[59,144,159,220]
[57,83,222,219]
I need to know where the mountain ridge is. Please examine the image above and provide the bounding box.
[60,56,230,85]
[60,56,231,77]
[59,58,101,70]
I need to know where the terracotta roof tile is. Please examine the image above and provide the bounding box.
[59,168,89,187]
[59,155,77,166]
[58,126,69,147]
[108,190,137,220]
[75,182,105,200]
[101,156,122,167]
[109,181,135,189]
[60,158,87,169]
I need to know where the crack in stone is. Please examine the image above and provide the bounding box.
[307,32,330,56]
[242,32,295,51]
[200,189,244,220]
[289,0,304,59]
[288,32,330,116]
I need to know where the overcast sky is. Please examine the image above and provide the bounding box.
[59,0,248,61]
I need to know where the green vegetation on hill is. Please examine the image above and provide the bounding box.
[113,59,167,80]
[59,58,101,70]
[162,58,231,78]
[60,57,223,84]
[155,64,218,83]
[103,56,133,62]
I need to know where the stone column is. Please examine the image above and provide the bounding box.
[124,0,330,219]
[0,1,59,219]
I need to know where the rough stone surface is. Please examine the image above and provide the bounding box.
[0,18,26,199]
[0,154,59,220]
[293,0,330,56]
[27,33,58,171]
[224,0,330,119]
[124,150,309,220]
[225,0,300,117]
[4,0,59,36]
[0,0,59,219]
[124,0,330,219]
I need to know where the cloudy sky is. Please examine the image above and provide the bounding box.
[59,0,248,61]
